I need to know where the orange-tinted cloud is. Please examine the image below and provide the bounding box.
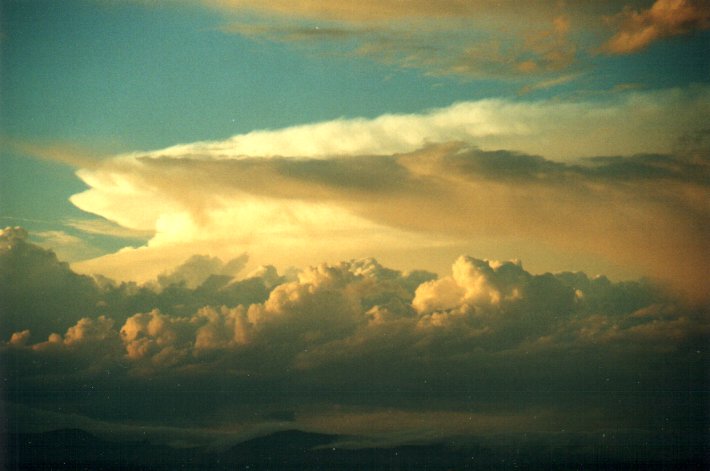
[2,233,707,459]
[206,0,534,22]
[209,0,589,79]
[603,0,710,54]
[65,88,710,297]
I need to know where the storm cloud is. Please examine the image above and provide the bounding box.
[70,133,709,298]
[2,233,707,462]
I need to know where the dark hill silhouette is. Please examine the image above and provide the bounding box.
[5,428,706,470]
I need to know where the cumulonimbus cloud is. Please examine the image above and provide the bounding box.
[2,236,707,451]
[67,88,710,297]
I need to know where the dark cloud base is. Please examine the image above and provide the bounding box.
[1,227,708,468]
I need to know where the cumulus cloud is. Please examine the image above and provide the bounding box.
[412,257,526,314]
[0,229,272,340]
[603,0,710,54]
[156,253,248,289]
[0,227,102,339]
[2,245,706,455]
[6,250,702,372]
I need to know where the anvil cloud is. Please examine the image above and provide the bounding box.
[69,89,710,297]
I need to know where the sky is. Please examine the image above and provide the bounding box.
[1,0,709,467]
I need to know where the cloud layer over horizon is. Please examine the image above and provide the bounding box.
[1,227,707,459]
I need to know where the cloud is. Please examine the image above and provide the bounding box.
[206,0,561,23]
[2,243,706,455]
[65,88,710,297]
[33,229,104,262]
[223,14,579,79]
[208,1,706,78]
[156,253,248,289]
[92,86,709,161]
[206,0,603,79]
[602,0,710,54]
[64,87,710,288]
[0,137,108,168]
[65,218,153,239]
[518,73,582,94]
[0,228,273,340]
[0,226,102,340]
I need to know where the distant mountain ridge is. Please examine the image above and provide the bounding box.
[5,428,705,470]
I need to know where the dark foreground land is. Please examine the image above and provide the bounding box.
[5,428,707,470]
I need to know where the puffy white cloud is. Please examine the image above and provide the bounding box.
[8,329,31,346]
[412,257,524,314]
[120,309,196,367]
[0,230,279,341]
[63,316,116,346]
[1,226,29,247]
[2,245,706,456]
[156,253,248,289]
[6,251,701,372]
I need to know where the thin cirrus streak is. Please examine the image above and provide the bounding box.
[209,0,710,78]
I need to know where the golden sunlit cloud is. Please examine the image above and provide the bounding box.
[602,0,710,54]
[70,145,708,295]
[115,87,709,161]
[208,0,593,78]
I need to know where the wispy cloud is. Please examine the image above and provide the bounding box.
[207,1,708,78]
[208,0,592,79]
[33,230,104,262]
[602,0,710,54]
[205,0,553,22]
[518,73,582,95]
[66,218,153,239]
[1,138,107,168]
